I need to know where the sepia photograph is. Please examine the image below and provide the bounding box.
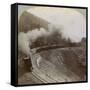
[17,4,87,86]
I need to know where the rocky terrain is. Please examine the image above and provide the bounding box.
[18,33,86,85]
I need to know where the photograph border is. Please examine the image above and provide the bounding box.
[11,3,88,87]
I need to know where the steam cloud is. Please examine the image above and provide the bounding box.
[18,23,85,57]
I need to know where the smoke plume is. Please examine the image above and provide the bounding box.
[18,23,85,56]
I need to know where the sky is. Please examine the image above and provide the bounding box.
[18,5,86,19]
